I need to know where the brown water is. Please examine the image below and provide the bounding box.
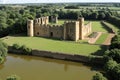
[0,54,97,80]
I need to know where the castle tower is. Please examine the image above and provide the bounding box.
[27,20,34,37]
[45,16,49,24]
[63,21,67,40]
[63,21,79,41]
[75,21,80,41]
[78,17,84,39]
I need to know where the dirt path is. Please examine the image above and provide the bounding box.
[88,32,102,44]
[103,33,115,45]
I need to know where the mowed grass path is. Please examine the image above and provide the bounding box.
[95,33,109,44]
[2,36,102,56]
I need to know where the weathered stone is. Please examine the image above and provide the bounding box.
[27,16,92,41]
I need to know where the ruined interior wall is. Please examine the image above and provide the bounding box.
[34,24,50,37]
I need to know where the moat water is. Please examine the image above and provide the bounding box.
[0,54,98,80]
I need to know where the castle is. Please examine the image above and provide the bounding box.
[27,16,92,41]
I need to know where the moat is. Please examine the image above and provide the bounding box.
[0,54,98,80]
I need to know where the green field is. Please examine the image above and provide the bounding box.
[103,21,119,33]
[49,20,65,25]
[2,36,104,56]
[95,33,109,44]
[91,21,109,32]
[50,20,113,33]
[50,19,75,25]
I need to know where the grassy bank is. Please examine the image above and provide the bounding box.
[2,36,104,56]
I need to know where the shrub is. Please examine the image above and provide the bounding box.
[0,41,8,63]
[12,44,32,55]
[104,49,120,63]
[12,44,21,50]
[2,42,8,49]
[0,56,4,64]
[104,60,120,80]
[104,60,117,72]
[20,45,32,55]
[112,64,120,80]
[110,35,120,49]
[6,75,20,80]
[92,72,107,80]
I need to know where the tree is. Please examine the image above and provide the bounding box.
[6,75,20,80]
[0,41,8,63]
[92,72,107,80]
[104,60,117,72]
[112,64,120,80]
[110,35,120,49]
[104,49,120,63]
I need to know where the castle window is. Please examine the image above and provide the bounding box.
[37,32,39,35]
[50,32,53,37]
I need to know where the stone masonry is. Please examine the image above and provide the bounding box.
[27,16,92,41]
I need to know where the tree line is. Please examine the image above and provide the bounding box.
[0,5,120,37]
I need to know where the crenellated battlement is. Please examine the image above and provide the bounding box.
[64,21,79,26]
[34,16,49,25]
[48,25,63,28]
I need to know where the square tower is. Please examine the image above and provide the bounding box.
[78,17,84,39]
[27,20,34,37]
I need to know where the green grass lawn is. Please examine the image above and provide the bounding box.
[91,21,109,32]
[95,33,109,44]
[103,21,119,33]
[2,36,104,56]
[49,20,65,25]
[49,19,77,25]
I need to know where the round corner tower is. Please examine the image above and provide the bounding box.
[27,20,34,37]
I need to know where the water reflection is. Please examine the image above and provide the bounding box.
[0,54,97,80]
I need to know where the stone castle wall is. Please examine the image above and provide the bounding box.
[49,25,63,39]
[27,16,92,41]
[64,21,79,41]
[81,22,92,39]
